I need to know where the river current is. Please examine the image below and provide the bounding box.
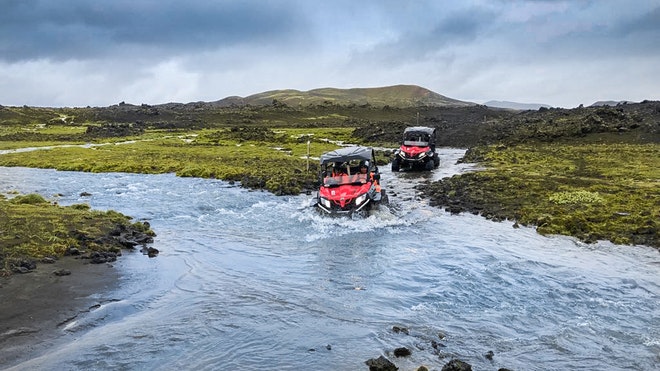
[1,148,658,370]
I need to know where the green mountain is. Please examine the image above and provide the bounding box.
[211,84,474,108]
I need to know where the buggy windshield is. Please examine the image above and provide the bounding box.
[403,133,430,147]
[323,173,369,187]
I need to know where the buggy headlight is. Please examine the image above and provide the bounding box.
[418,152,427,158]
[355,194,367,206]
[320,197,331,208]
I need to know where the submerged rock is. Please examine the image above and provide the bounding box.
[441,359,472,371]
[365,355,398,371]
[393,347,411,357]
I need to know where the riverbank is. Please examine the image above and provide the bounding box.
[0,193,157,367]
[417,141,659,249]
[0,255,122,367]
[0,193,156,275]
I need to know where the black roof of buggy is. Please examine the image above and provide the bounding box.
[319,146,374,165]
[403,126,435,135]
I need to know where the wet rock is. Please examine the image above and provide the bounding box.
[109,224,126,236]
[441,359,472,371]
[53,269,71,276]
[392,326,409,335]
[365,355,398,371]
[21,259,37,270]
[144,247,159,258]
[87,251,117,264]
[65,247,81,256]
[117,235,139,248]
[12,266,32,274]
[484,350,494,360]
[11,259,37,273]
[41,256,57,264]
[115,228,154,248]
[80,192,92,197]
[431,340,446,349]
[393,347,411,357]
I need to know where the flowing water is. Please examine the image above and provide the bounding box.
[1,148,658,370]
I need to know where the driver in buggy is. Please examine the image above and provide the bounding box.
[357,160,381,192]
[332,162,347,177]
[359,161,368,174]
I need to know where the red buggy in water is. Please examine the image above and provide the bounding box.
[316,146,386,215]
[391,126,440,171]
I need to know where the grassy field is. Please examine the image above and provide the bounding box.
[0,126,384,195]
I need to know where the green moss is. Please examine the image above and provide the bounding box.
[549,190,604,205]
[9,193,49,205]
[0,194,155,275]
[0,127,364,195]
[420,142,659,248]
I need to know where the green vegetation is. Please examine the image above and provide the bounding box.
[0,193,154,276]
[1,95,659,250]
[0,126,366,195]
[419,142,659,248]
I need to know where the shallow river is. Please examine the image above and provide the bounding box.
[1,148,658,370]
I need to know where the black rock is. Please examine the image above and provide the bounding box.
[365,355,398,371]
[393,347,411,357]
[441,359,472,371]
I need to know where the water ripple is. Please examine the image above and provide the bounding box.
[2,151,659,370]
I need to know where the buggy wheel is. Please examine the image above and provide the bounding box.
[380,189,389,204]
[391,159,400,172]
[425,160,435,170]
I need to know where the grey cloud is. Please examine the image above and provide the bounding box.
[505,2,660,58]
[347,6,496,67]
[0,0,308,62]
[611,6,660,52]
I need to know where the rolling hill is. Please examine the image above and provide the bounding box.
[209,84,474,108]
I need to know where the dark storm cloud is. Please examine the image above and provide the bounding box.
[347,5,496,67]
[612,5,660,51]
[1,0,659,107]
[0,0,307,62]
[506,2,656,55]
[631,4,660,32]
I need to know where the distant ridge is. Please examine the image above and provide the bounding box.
[209,85,474,108]
[483,100,551,110]
[590,100,635,107]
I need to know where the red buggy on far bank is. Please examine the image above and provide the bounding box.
[391,126,440,171]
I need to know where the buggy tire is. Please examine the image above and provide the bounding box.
[379,189,389,205]
[425,160,435,170]
[391,159,400,172]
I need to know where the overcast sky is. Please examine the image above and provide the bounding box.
[1,0,658,108]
